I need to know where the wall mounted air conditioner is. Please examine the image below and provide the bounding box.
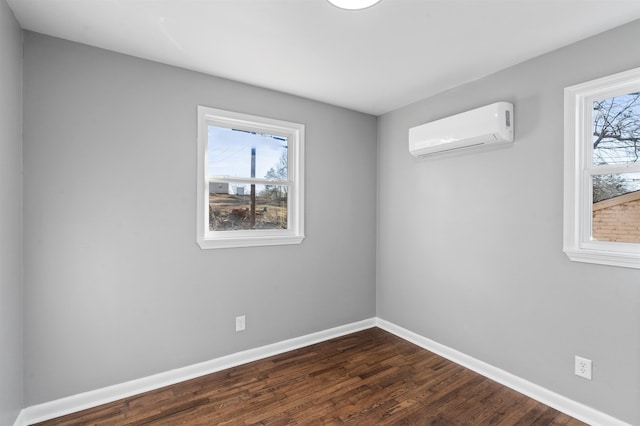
[408,102,514,157]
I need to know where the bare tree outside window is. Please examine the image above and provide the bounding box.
[593,92,640,165]
[592,93,640,202]
[263,151,288,198]
[591,92,640,243]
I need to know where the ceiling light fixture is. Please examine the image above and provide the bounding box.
[327,0,382,10]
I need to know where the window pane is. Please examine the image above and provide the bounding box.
[592,92,640,166]
[208,125,288,179]
[209,183,288,231]
[592,172,640,243]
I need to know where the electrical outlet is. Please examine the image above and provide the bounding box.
[235,315,246,332]
[575,356,592,380]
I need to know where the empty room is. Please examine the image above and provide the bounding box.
[2,0,640,425]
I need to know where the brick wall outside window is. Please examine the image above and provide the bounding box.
[592,191,640,243]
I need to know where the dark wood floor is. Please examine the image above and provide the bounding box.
[34,328,587,425]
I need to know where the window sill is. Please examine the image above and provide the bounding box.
[197,234,305,249]
[564,247,640,269]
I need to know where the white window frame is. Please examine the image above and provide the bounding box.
[197,106,305,249]
[563,67,640,269]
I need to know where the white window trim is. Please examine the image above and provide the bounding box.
[563,67,640,269]
[197,106,305,249]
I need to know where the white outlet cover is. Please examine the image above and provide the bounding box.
[236,315,246,332]
[575,356,592,380]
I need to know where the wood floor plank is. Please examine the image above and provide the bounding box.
[33,328,588,425]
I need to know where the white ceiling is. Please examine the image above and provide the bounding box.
[7,0,640,115]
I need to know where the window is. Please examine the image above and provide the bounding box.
[197,106,305,249]
[564,67,640,268]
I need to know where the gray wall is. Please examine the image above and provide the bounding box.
[0,1,23,424]
[22,32,377,405]
[377,20,640,424]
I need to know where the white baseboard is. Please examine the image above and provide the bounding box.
[13,410,26,426]
[375,318,631,426]
[15,317,630,426]
[16,318,376,426]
